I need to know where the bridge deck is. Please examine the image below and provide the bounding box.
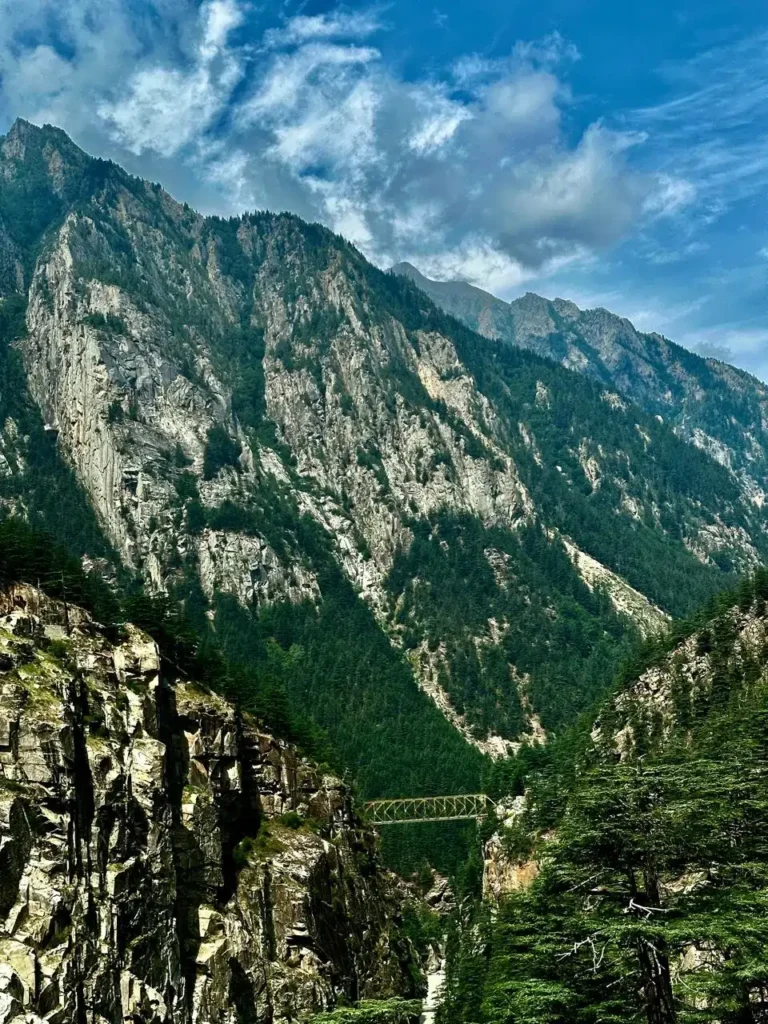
[364,793,494,825]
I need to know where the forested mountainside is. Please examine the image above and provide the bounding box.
[1,118,768,878]
[393,261,768,506]
[442,571,768,1024]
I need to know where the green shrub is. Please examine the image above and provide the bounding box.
[308,999,422,1023]
[173,443,192,468]
[107,401,124,424]
[174,471,199,502]
[186,499,206,535]
[203,425,241,479]
[81,311,126,333]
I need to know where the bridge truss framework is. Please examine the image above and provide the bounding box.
[364,793,495,825]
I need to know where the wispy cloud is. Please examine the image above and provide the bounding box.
[262,10,384,49]
[631,31,768,216]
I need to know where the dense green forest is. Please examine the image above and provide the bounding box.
[388,513,636,736]
[364,268,754,615]
[194,244,754,745]
[441,571,768,1024]
[308,1000,422,1023]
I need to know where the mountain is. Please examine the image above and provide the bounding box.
[0,578,421,1022]
[391,261,768,509]
[0,117,767,860]
[443,570,768,1023]
[390,263,517,347]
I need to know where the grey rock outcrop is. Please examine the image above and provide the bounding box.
[0,585,418,1023]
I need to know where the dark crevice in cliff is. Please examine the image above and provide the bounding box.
[67,673,95,880]
[260,865,278,963]
[0,796,33,919]
[218,707,261,905]
[308,855,361,1003]
[228,960,260,1024]
[75,981,87,1024]
[155,675,201,1018]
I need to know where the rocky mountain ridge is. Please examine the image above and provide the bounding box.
[392,261,768,510]
[0,117,766,784]
[0,582,419,1023]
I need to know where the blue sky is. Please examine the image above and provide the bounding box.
[1,0,768,375]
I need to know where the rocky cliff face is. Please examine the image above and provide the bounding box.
[0,117,766,760]
[481,796,540,901]
[0,584,418,1023]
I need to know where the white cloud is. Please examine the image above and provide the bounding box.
[98,0,245,157]
[491,124,646,256]
[391,202,442,243]
[0,1,680,289]
[263,11,383,49]
[451,53,498,86]
[200,0,243,60]
[227,25,661,281]
[203,146,256,207]
[407,87,472,155]
[242,43,380,123]
[642,173,697,217]
[0,0,155,130]
[239,41,382,189]
[484,71,563,129]
[418,241,528,293]
[512,32,581,67]
[274,77,380,173]
[319,190,375,249]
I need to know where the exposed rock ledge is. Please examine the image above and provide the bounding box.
[482,797,540,901]
[0,585,419,1023]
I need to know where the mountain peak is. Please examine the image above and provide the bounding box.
[390,260,428,282]
[6,117,34,138]
[390,260,512,307]
[513,291,551,308]
[2,117,88,165]
[5,117,70,144]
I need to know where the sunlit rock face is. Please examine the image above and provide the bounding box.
[0,585,418,1023]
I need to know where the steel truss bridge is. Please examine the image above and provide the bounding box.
[364,793,495,825]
